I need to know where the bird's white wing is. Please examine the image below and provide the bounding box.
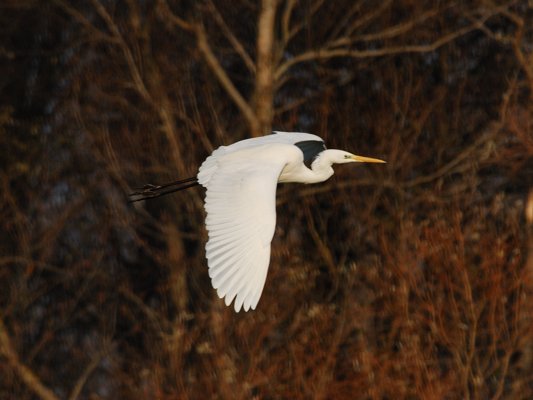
[202,158,285,312]
[196,132,322,186]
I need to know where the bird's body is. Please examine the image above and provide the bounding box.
[130,131,385,312]
[198,132,324,183]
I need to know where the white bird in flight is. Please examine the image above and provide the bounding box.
[130,131,386,312]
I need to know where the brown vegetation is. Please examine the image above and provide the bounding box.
[1,0,532,399]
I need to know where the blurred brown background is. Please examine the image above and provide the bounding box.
[1,1,533,399]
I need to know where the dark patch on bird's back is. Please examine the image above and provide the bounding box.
[294,140,327,164]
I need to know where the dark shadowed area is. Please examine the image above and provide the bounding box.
[1,1,533,399]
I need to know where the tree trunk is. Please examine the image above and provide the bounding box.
[253,0,278,137]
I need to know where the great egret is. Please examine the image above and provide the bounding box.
[130,131,386,312]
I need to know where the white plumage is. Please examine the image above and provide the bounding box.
[130,131,385,311]
[196,132,385,311]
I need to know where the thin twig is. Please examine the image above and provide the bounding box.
[276,15,492,80]
[89,0,152,103]
[68,351,105,400]
[0,321,61,400]
[206,0,255,74]
[195,23,260,134]
[157,0,260,135]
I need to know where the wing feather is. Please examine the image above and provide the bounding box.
[201,156,285,311]
[207,237,251,261]
[209,242,256,279]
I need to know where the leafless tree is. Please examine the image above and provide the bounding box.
[1,0,532,398]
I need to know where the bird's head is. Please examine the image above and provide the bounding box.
[309,149,386,183]
[328,150,386,165]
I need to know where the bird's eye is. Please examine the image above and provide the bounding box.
[344,155,349,158]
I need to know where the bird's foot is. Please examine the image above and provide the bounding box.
[128,184,161,197]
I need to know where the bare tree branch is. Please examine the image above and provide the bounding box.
[206,0,256,74]
[281,0,298,47]
[53,0,115,42]
[68,351,105,400]
[324,0,366,44]
[89,0,152,103]
[333,8,440,46]
[275,17,491,80]
[279,0,325,50]
[254,0,278,136]
[88,0,188,172]
[0,256,70,276]
[155,0,195,31]
[157,1,259,134]
[0,321,60,400]
[335,0,393,42]
[157,0,260,135]
[402,123,501,188]
[196,24,260,135]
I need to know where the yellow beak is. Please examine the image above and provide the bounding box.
[350,155,386,163]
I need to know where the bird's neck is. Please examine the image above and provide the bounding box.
[307,152,335,183]
[278,149,336,184]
